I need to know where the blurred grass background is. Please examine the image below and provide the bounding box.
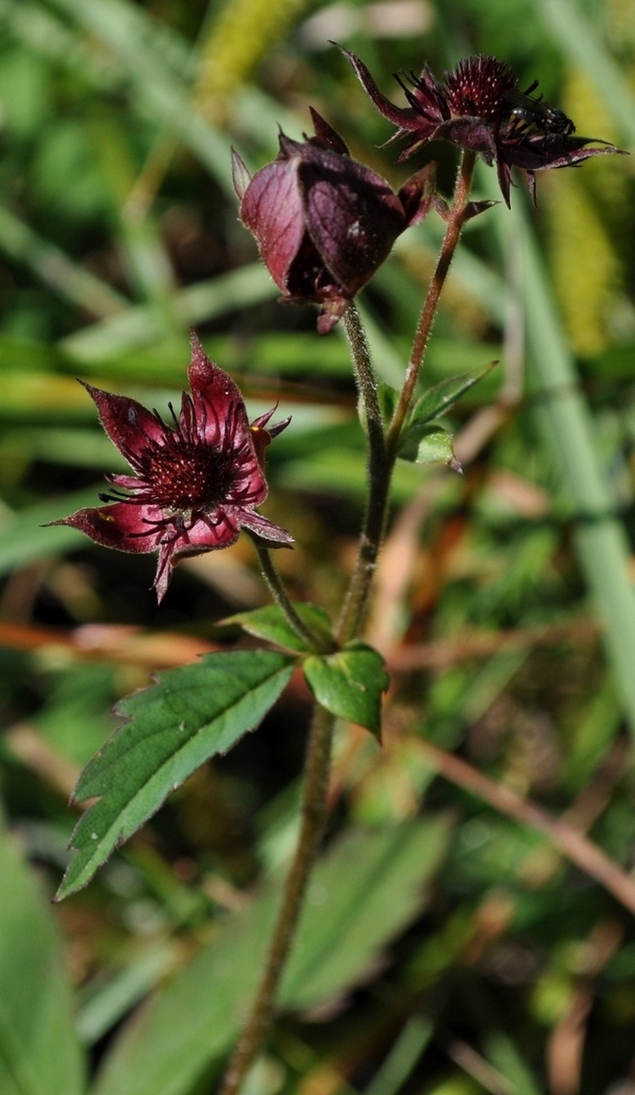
[1,0,635,1093]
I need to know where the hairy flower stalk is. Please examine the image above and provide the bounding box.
[50,335,293,601]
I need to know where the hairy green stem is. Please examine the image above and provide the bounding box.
[253,541,332,652]
[337,156,477,642]
[218,703,336,1095]
[336,304,394,643]
[221,311,390,1091]
[342,302,386,462]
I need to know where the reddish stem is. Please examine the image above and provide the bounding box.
[388,150,476,450]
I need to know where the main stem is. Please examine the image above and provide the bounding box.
[338,153,476,642]
[218,704,335,1095]
[337,304,393,643]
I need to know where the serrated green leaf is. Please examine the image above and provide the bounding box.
[397,363,496,463]
[398,424,459,468]
[221,603,334,653]
[303,642,389,736]
[56,650,295,900]
[0,816,85,1095]
[92,819,451,1095]
[409,362,497,427]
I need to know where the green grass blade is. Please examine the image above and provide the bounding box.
[538,0,635,143]
[0,204,126,319]
[46,0,235,191]
[514,202,635,735]
[59,265,276,359]
[0,817,86,1095]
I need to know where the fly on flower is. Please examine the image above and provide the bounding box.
[49,335,293,602]
[501,82,575,138]
[337,46,625,205]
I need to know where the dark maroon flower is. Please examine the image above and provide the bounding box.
[232,109,435,333]
[338,47,625,205]
[50,335,293,602]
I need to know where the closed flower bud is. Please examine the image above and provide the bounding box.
[233,109,434,333]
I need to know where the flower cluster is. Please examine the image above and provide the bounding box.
[338,47,623,205]
[52,335,292,602]
[50,50,625,597]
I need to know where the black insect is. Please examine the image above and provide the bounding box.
[502,81,575,136]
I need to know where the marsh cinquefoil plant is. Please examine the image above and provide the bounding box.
[52,47,624,1095]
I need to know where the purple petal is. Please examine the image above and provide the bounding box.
[236,508,295,546]
[308,108,350,155]
[50,503,165,553]
[153,512,242,601]
[335,43,419,131]
[495,158,514,207]
[397,162,436,227]
[398,64,448,128]
[302,155,405,290]
[153,546,173,603]
[433,117,499,162]
[80,383,167,464]
[239,157,306,292]
[501,137,624,173]
[188,334,255,453]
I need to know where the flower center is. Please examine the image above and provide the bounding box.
[141,438,235,512]
[445,55,517,122]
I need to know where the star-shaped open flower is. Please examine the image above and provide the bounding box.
[50,335,293,602]
[338,47,625,205]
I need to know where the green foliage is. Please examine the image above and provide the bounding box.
[398,423,459,468]
[223,603,335,653]
[0,0,634,1092]
[405,363,499,439]
[92,819,450,1095]
[0,816,85,1095]
[57,651,295,899]
[303,644,389,737]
